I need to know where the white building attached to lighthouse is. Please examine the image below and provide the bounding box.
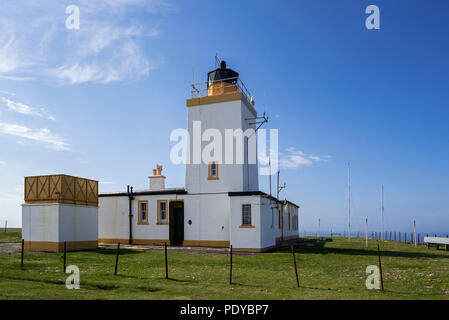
[98,62,299,252]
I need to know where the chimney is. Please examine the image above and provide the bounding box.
[149,164,166,191]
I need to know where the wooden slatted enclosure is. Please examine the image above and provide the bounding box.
[25,175,98,206]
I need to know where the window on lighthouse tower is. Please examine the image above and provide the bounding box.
[208,162,219,180]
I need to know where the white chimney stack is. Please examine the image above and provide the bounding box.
[149,164,165,191]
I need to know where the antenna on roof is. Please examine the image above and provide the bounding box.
[215,53,221,68]
[245,112,269,132]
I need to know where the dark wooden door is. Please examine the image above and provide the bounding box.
[169,202,184,245]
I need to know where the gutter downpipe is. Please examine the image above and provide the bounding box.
[127,185,135,245]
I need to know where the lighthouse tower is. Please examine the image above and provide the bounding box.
[185,61,259,194]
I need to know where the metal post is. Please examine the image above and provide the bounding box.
[381,185,384,241]
[348,162,351,240]
[63,241,67,273]
[229,245,233,285]
[377,244,384,292]
[414,220,417,247]
[114,242,120,276]
[21,239,24,270]
[165,242,168,279]
[318,218,320,239]
[291,244,299,288]
[365,218,368,248]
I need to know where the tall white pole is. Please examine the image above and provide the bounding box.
[382,185,384,241]
[318,218,320,238]
[365,218,368,248]
[348,162,351,240]
[414,220,417,247]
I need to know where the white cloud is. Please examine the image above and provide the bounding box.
[0,160,5,165]
[2,97,55,120]
[100,181,115,185]
[0,0,170,84]
[0,122,69,151]
[278,147,328,169]
[309,155,322,161]
[53,41,153,84]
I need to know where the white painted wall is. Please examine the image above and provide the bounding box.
[186,99,258,194]
[184,193,230,242]
[59,204,98,242]
[22,204,59,242]
[99,193,231,242]
[22,203,98,243]
[229,195,262,249]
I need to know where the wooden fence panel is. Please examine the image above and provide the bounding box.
[24,175,98,206]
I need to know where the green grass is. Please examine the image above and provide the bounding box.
[0,238,448,299]
[0,228,21,243]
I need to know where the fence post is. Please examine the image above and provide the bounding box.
[63,241,67,273]
[21,239,24,270]
[291,244,299,288]
[165,242,168,279]
[377,244,384,292]
[114,242,120,276]
[229,245,233,285]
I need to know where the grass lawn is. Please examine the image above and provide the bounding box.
[0,229,21,243]
[0,238,448,300]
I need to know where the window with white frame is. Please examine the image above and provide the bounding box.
[138,200,148,225]
[158,200,168,224]
[242,204,251,226]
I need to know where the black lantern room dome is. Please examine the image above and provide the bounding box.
[207,61,239,87]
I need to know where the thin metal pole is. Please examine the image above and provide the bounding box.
[229,245,233,285]
[165,242,168,279]
[414,220,417,247]
[382,185,384,241]
[4,220,6,233]
[114,242,120,276]
[377,244,384,292]
[365,218,368,248]
[21,239,24,270]
[318,218,320,239]
[291,244,299,288]
[63,241,67,273]
[348,162,351,240]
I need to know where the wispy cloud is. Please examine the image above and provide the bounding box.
[279,147,328,169]
[1,97,55,120]
[0,160,5,165]
[0,0,171,84]
[52,41,153,84]
[100,181,115,185]
[0,122,69,151]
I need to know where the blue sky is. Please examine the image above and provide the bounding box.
[0,0,448,234]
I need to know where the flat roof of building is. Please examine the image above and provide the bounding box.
[99,188,187,197]
[228,191,300,208]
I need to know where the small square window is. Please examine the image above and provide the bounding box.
[208,162,219,180]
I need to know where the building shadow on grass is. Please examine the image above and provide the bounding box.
[277,243,449,260]
[89,248,142,256]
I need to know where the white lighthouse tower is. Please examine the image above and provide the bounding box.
[185,61,259,194]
